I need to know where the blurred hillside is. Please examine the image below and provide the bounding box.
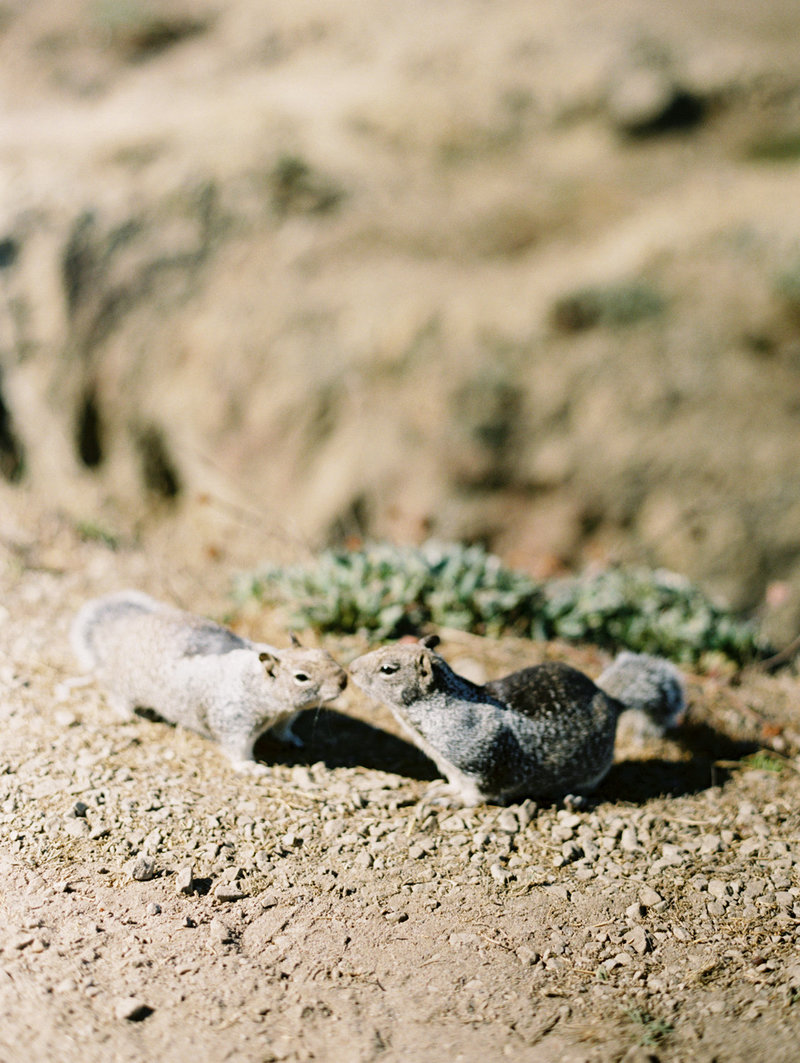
[2,0,800,640]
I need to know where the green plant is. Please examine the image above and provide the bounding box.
[91,0,208,58]
[539,566,765,665]
[237,542,767,664]
[551,281,665,332]
[742,751,784,775]
[745,133,800,163]
[270,155,344,216]
[625,1006,673,1047]
[75,519,119,550]
[774,258,800,315]
[237,542,543,640]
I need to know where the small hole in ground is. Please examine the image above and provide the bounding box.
[0,370,24,482]
[75,386,104,468]
[136,424,181,499]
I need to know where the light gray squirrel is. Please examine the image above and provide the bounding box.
[349,637,685,805]
[71,590,347,771]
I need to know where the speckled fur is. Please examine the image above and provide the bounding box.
[71,591,347,771]
[349,641,685,805]
[597,650,686,738]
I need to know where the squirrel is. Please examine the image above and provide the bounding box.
[70,590,347,772]
[349,636,685,806]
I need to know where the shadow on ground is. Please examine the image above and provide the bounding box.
[255,709,762,805]
[253,707,441,781]
[580,722,760,806]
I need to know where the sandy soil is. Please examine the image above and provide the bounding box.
[4,2,800,1059]
[3,506,800,1063]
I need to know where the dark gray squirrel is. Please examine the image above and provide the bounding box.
[349,636,685,805]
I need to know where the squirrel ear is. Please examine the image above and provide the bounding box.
[416,649,434,683]
[289,632,302,648]
[419,634,440,650]
[259,650,278,676]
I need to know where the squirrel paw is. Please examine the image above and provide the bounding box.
[562,793,589,813]
[230,759,272,777]
[419,779,484,809]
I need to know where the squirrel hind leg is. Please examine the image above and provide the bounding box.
[106,693,137,720]
[218,734,271,775]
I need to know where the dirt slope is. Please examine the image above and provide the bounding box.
[3,0,800,638]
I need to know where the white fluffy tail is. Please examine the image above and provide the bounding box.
[70,590,160,672]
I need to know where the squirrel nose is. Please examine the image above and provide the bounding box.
[338,671,347,691]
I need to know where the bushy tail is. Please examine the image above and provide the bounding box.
[597,651,686,737]
[70,590,160,672]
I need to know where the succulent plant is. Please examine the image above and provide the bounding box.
[539,566,766,666]
[237,542,767,665]
[237,541,544,641]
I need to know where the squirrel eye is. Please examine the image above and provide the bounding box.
[293,672,310,683]
[379,663,399,675]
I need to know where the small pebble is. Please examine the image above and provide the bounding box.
[114,996,154,1022]
[440,815,466,832]
[638,886,663,908]
[626,924,649,955]
[497,810,520,834]
[489,864,513,885]
[620,828,639,852]
[130,856,156,882]
[743,880,766,900]
[557,812,582,830]
[699,834,722,854]
[212,879,245,902]
[604,952,633,970]
[516,945,540,965]
[63,818,91,839]
[209,917,234,944]
[516,799,537,828]
[175,865,195,895]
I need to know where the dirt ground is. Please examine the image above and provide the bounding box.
[5,1,800,1060]
[3,505,800,1063]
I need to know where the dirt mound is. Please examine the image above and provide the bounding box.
[4,1,800,641]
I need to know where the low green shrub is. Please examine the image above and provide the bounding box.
[237,542,767,665]
[237,541,543,641]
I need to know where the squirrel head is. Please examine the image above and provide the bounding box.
[254,647,347,707]
[348,642,440,706]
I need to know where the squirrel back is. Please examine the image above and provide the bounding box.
[349,638,685,805]
[71,590,252,672]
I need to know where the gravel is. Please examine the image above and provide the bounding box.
[2,519,800,1062]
